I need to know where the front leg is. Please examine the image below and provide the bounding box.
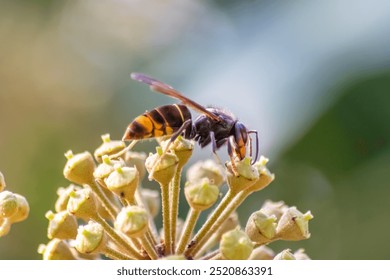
[227,137,239,177]
[210,131,222,165]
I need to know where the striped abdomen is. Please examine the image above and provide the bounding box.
[122,104,192,140]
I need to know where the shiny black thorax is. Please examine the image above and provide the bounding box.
[186,108,237,150]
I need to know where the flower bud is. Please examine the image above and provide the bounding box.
[245,210,277,244]
[63,150,96,185]
[0,171,5,192]
[67,188,97,220]
[141,188,160,217]
[246,156,275,193]
[46,210,78,240]
[261,200,288,220]
[38,239,77,260]
[145,147,178,184]
[125,151,147,181]
[0,191,18,218]
[161,136,194,168]
[186,159,224,188]
[94,133,126,162]
[93,155,124,180]
[294,248,311,260]
[0,218,11,237]
[226,157,259,193]
[8,194,29,223]
[273,249,296,260]
[276,207,313,241]
[220,228,254,260]
[185,178,219,211]
[249,245,275,260]
[115,206,149,238]
[55,184,81,213]
[75,221,107,254]
[104,165,139,202]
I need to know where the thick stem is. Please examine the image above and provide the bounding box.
[169,166,183,253]
[93,214,143,259]
[103,246,135,260]
[184,190,237,257]
[130,238,142,249]
[160,183,171,255]
[139,236,158,260]
[90,180,119,219]
[135,188,159,244]
[188,190,249,257]
[176,208,200,254]
[146,228,157,246]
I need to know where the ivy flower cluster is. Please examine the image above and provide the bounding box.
[0,171,30,238]
[38,133,313,260]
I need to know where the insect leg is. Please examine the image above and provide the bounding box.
[248,130,259,164]
[249,136,253,159]
[210,131,222,166]
[170,119,192,143]
[108,140,138,160]
[227,137,239,177]
[216,138,227,149]
[148,119,192,180]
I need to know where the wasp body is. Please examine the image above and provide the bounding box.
[125,104,191,139]
[122,73,259,166]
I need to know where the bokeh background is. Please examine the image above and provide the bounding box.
[1,0,390,259]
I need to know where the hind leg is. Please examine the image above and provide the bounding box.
[148,120,192,180]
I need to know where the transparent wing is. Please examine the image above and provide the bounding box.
[131,73,221,122]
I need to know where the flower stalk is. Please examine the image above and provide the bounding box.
[39,133,314,260]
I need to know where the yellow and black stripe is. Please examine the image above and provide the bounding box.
[123,104,191,140]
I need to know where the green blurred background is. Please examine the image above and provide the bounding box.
[1,0,389,259]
